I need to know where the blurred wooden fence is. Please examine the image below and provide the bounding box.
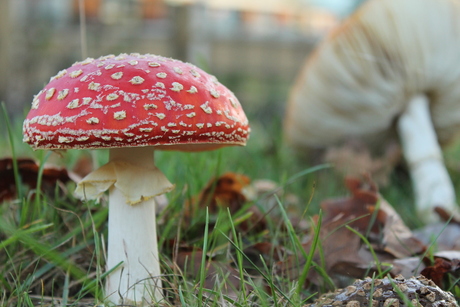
[0,1,318,119]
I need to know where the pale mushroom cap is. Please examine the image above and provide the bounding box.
[285,0,460,149]
[23,53,250,151]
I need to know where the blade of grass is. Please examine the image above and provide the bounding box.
[257,254,280,307]
[90,218,104,301]
[2,102,23,200]
[197,207,210,307]
[345,225,393,277]
[274,194,322,300]
[178,285,187,306]
[296,211,321,300]
[387,275,416,307]
[78,261,122,298]
[55,205,107,248]
[227,208,248,303]
[414,215,454,274]
[0,220,88,287]
[245,277,271,307]
[202,288,243,307]
[0,222,53,249]
[310,237,336,293]
[364,198,381,238]
[34,151,53,209]
[301,180,316,221]
[447,276,460,293]
[284,164,331,186]
[217,229,293,305]
[62,269,70,306]
[259,164,331,201]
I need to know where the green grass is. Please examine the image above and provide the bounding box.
[1,102,459,306]
[0,108,322,306]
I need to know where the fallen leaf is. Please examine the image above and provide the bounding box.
[0,157,71,201]
[434,206,460,224]
[370,198,426,258]
[421,257,460,287]
[279,175,426,287]
[196,172,251,214]
[321,176,378,232]
[184,172,266,233]
[328,175,425,258]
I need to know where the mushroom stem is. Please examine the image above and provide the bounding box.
[397,94,456,220]
[105,146,163,305]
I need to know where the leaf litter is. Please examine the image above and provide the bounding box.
[172,172,459,300]
[0,157,71,201]
[1,155,460,304]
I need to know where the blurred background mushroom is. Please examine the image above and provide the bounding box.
[284,0,460,220]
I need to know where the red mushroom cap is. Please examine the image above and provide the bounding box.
[23,53,250,151]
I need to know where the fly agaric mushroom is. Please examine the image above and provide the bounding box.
[284,0,460,221]
[23,53,250,305]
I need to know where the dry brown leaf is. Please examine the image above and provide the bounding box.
[434,206,460,224]
[370,198,426,258]
[277,213,381,289]
[195,172,251,214]
[421,257,460,287]
[324,175,425,258]
[184,172,266,233]
[279,176,426,286]
[0,157,71,201]
[321,176,379,232]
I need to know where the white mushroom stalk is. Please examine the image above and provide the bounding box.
[397,95,456,219]
[75,146,174,304]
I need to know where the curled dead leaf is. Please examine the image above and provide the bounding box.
[279,175,426,288]
[421,257,460,287]
[184,172,266,233]
[0,157,71,201]
[434,206,460,224]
